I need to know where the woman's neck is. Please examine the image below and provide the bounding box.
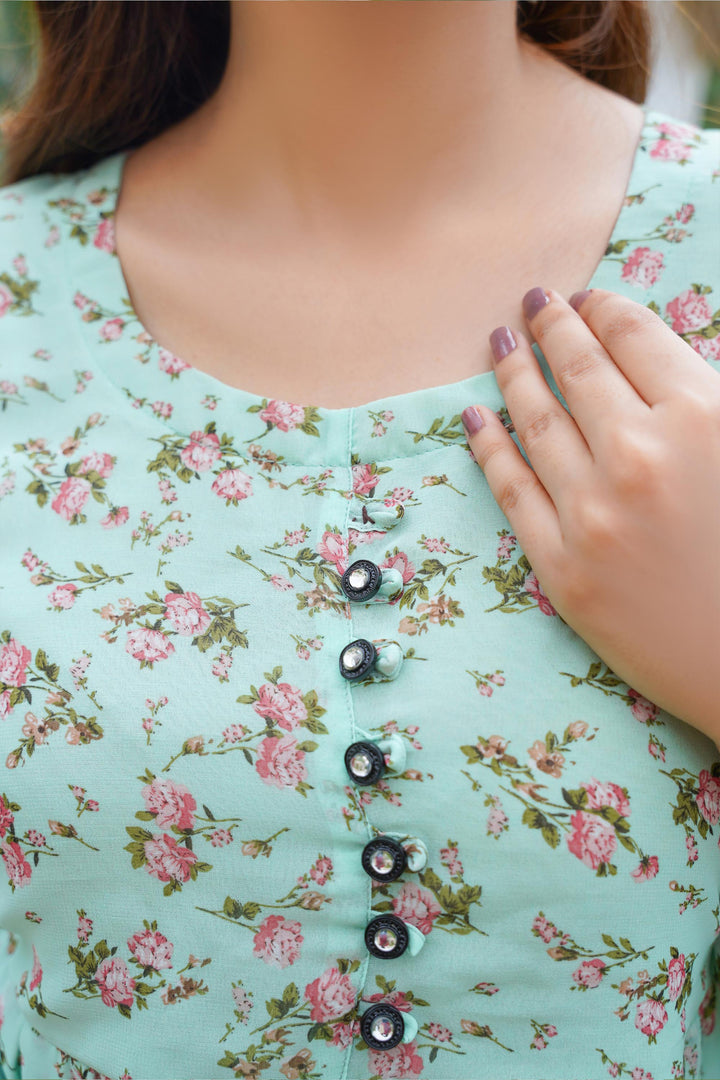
[142,0,575,242]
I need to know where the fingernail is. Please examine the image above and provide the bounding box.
[489,325,517,364]
[522,286,549,321]
[569,289,592,312]
[461,406,484,436]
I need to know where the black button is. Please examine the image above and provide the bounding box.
[365,914,410,960]
[339,638,376,681]
[341,560,382,602]
[361,836,407,881]
[344,741,386,785]
[360,1002,405,1050]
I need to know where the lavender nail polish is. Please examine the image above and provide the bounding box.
[461,406,484,436]
[489,325,517,363]
[569,289,592,312]
[522,286,549,321]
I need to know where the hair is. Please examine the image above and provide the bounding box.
[1,0,653,186]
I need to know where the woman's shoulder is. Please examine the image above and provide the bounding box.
[0,154,123,407]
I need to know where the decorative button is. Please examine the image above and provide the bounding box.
[361,835,407,881]
[341,560,382,602]
[365,915,410,960]
[339,638,376,680]
[345,741,386,785]
[360,1003,406,1050]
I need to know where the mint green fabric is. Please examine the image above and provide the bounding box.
[0,105,719,1080]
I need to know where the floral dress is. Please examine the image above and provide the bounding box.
[0,104,719,1080]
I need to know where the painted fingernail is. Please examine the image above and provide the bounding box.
[461,406,485,436]
[569,289,592,312]
[489,325,517,364]
[522,286,549,321]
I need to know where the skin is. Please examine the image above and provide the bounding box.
[114,2,720,745]
[463,287,720,749]
[115,0,645,407]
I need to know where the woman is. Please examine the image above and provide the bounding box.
[0,2,718,1078]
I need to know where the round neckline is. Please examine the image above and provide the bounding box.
[64,103,680,464]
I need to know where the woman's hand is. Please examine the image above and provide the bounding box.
[462,286,720,747]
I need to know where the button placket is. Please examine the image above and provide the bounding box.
[339,501,426,1053]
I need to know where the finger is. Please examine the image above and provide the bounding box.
[568,287,720,405]
[461,404,565,580]
[521,286,648,451]
[488,320,593,514]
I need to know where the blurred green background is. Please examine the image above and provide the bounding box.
[0,0,718,177]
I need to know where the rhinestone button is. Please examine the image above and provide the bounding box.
[341,559,382,602]
[365,914,410,960]
[360,1003,405,1050]
[361,836,407,882]
[344,740,386,785]
[339,638,376,681]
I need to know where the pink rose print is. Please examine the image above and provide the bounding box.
[211,468,253,504]
[179,430,222,472]
[525,570,557,616]
[258,399,305,432]
[667,954,686,1002]
[50,475,92,522]
[252,914,303,968]
[366,989,412,1013]
[566,811,617,871]
[699,985,716,1035]
[142,778,196,830]
[127,928,174,970]
[254,683,308,732]
[93,217,115,253]
[315,531,348,575]
[572,958,606,988]
[380,551,416,585]
[689,334,720,362]
[29,945,42,991]
[1,839,32,888]
[428,1023,453,1042]
[0,282,13,317]
[99,317,124,341]
[620,247,665,289]
[143,833,198,884]
[351,464,380,496]
[629,690,659,724]
[696,769,720,825]
[330,1020,360,1049]
[631,855,659,882]
[255,735,308,790]
[635,996,667,1037]
[656,120,698,140]
[649,138,694,163]
[0,804,13,837]
[391,881,441,935]
[78,451,114,478]
[0,638,31,687]
[304,966,356,1022]
[666,288,712,334]
[48,582,78,610]
[368,1039,424,1078]
[125,627,176,664]
[100,505,129,528]
[164,590,211,637]
[95,956,136,1009]
[309,855,333,886]
[158,348,191,376]
[580,778,630,819]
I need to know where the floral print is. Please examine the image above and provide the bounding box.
[0,107,719,1080]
